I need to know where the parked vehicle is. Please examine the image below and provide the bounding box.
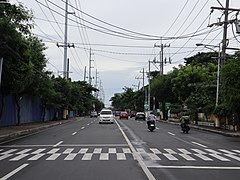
[114,111,121,117]
[130,111,136,118]
[119,112,128,119]
[99,109,114,124]
[135,112,145,120]
[90,111,98,118]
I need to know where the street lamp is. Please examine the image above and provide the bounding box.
[196,43,221,107]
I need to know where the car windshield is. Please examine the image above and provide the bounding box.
[101,111,112,115]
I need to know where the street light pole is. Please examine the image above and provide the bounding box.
[196,43,221,107]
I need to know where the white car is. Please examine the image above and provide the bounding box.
[99,109,114,124]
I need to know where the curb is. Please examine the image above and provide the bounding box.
[0,119,75,143]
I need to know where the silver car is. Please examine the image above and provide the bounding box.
[99,109,114,124]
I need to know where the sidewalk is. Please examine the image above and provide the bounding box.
[160,118,240,137]
[0,118,77,143]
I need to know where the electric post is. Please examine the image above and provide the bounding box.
[88,48,94,85]
[154,43,170,75]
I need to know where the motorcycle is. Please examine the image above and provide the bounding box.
[181,119,190,133]
[147,120,156,132]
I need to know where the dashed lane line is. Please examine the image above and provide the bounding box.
[0,163,29,180]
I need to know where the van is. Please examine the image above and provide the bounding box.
[99,109,114,124]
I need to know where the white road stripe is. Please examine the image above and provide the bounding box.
[63,148,74,154]
[53,141,63,147]
[179,154,196,161]
[146,165,240,170]
[194,154,213,161]
[1,149,18,154]
[163,153,178,161]
[191,141,207,148]
[168,132,175,136]
[178,148,191,154]
[122,148,131,154]
[115,120,156,180]
[93,148,102,154]
[191,149,207,154]
[219,149,237,154]
[72,132,77,136]
[224,154,240,161]
[232,150,240,154]
[81,127,85,130]
[148,153,161,160]
[208,154,230,161]
[0,163,29,180]
[150,148,162,154]
[164,148,177,154]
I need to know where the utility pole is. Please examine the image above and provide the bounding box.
[83,66,87,81]
[56,0,75,78]
[89,48,94,85]
[148,60,151,112]
[154,43,170,75]
[0,57,3,87]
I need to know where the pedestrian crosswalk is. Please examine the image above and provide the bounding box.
[0,147,240,162]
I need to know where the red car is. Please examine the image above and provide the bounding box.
[119,112,129,119]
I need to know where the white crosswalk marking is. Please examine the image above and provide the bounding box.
[100,153,109,160]
[224,154,240,161]
[46,153,61,160]
[232,150,240,154]
[209,154,230,161]
[78,148,88,154]
[10,154,29,161]
[0,154,13,160]
[31,149,46,154]
[63,148,74,154]
[1,147,240,162]
[219,149,237,155]
[64,153,77,160]
[164,148,177,154]
[16,149,32,154]
[122,148,131,154]
[109,148,116,154]
[1,149,18,154]
[148,153,161,160]
[178,149,192,154]
[47,148,60,154]
[179,154,196,161]
[117,153,126,160]
[194,154,213,161]
[93,148,102,154]
[150,148,162,154]
[82,153,92,160]
[28,154,45,161]
[163,153,178,160]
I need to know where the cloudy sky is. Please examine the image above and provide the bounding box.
[11,0,240,106]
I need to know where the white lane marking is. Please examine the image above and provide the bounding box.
[150,148,162,154]
[53,141,63,147]
[78,148,88,154]
[115,120,156,180]
[0,163,29,180]
[47,148,60,154]
[191,141,207,148]
[63,148,74,154]
[81,127,85,130]
[72,132,77,136]
[16,149,32,154]
[109,148,116,154]
[87,124,90,126]
[146,165,240,170]
[31,149,46,154]
[168,132,175,136]
[0,154,13,161]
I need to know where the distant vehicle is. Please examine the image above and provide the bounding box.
[135,112,146,120]
[90,111,98,118]
[115,111,121,117]
[119,112,128,119]
[99,109,114,124]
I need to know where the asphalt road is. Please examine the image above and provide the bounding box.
[0,117,240,180]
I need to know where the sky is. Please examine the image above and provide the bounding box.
[10,0,240,106]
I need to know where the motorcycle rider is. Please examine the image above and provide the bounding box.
[147,112,156,126]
